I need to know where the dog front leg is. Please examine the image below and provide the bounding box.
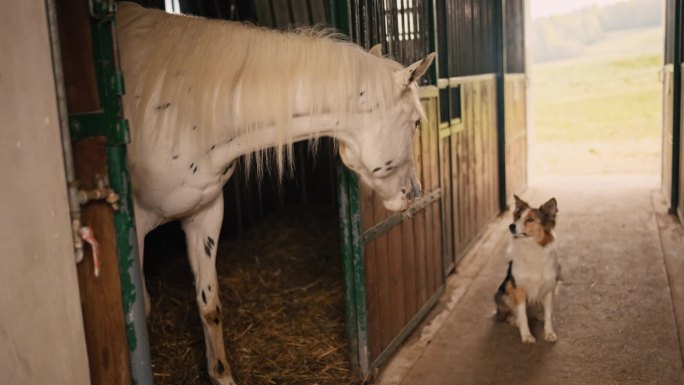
[512,288,535,343]
[543,291,558,342]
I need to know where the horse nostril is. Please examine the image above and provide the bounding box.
[509,223,516,234]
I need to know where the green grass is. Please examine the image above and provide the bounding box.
[530,26,664,175]
[532,27,663,144]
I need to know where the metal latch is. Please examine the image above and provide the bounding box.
[73,174,119,277]
[77,174,120,210]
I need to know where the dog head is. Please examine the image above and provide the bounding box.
[509,195,558,246]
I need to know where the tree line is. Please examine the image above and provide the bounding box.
[533,0,663,63]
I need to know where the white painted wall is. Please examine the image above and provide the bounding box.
[0,0,90,383]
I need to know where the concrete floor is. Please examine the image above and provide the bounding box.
[379,175,684,385]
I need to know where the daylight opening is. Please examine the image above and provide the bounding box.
[529,0,664,179]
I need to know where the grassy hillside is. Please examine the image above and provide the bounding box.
[531,26,663,175]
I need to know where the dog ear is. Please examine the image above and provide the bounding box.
[513,195,528,209]
[540,198,558,228]
[540,198,558,216]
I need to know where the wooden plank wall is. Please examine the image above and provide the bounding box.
[450,77,500,259]
[663,65,675,205]
[360,93,443,363]
[505,75,528,200]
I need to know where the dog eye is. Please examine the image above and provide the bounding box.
[525,217,534,223]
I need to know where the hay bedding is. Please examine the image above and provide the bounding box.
[146,205,355,385]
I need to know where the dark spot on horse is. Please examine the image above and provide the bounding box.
[193,166,198,173]
[208,285,212,291]
[192,125,197,130]
[204,243,211,257]
[210,145,216,151]
[201,290,207,304]
[359,91,365,96]
[155,102,171,111]
[372,167,381,173]
[386,166,394,172]
[228,137,234,142]
[216,305,220,314]
[385,160,393,166]
[214,317,220,325]
[336,121,340,126]
[188,87,192,93]
[221,166,230,176]
[216,360,225,375]
[208,236,215,246]
[189,162,195,169]
[172,154,179,160]
[401,188,406,194]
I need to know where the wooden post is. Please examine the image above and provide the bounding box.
[73,137,132,385]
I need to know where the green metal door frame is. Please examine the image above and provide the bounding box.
[495,0,509,212]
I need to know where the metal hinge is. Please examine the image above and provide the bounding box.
[112,71,125,96]
[88,0,116,19]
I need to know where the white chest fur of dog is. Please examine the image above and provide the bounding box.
[494,195,560,344]
[509,237,559,303]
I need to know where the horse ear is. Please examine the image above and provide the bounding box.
[395,52,436,88]
[369,44,383,57]
[339,143,360,171]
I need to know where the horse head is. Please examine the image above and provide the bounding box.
[339,47,436,212]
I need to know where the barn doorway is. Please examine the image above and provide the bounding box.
[528,0,664,182]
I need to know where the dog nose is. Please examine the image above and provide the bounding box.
[509,223,516,234]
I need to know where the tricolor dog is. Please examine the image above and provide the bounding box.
[494,195,560,343]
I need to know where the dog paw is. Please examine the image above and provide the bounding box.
[521,333,536,344]
[544,330,558,342]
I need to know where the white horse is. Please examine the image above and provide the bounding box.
[116,2,435,384]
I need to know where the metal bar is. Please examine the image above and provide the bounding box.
[362,189,442,243]
[45,0,83,264]
[671,0,682,215]
[107,146,153,385]
[495,0,508,211]
[336,164,360,372]
[347,171,369,375]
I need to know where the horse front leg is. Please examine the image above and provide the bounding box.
[181,194,236,385]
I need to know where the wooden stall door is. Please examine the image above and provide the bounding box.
[360,88,444,368]
[338,89,445,377]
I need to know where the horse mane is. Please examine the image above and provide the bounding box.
[116,2,403,177]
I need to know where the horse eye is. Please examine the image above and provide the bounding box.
[414,120,421,128]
